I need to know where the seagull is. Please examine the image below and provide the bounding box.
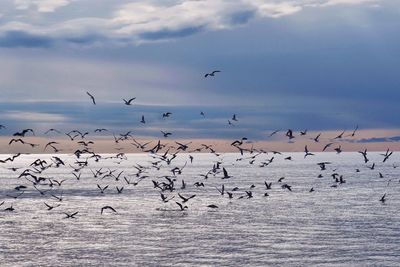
[334,130,345,140]
[178,193,196,203]
[175,202,188,211]
[358,149,369,163]
[222,167,231,179]
[162,112,172,118]
[86,92,96,105]
[204,70,220,78]
[380,193,386,203]
[304,145,314,158]
[64,211,78,219]
[313,133,321,143]
[101,206,117,214]
[97,184,109,194]
[161,131,172,138]
[323,143,333,152]
[350,125,358,137]
[286,129,295,140]
[123,97,136,105]
[44,202,60,211]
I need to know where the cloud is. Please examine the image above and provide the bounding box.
[0,0,381,47]
[0,30,52,47]
[355,136,400,143]
[14,0,71,12]
[1,111,69,122]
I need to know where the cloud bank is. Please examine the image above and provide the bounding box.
[0,0,380,46]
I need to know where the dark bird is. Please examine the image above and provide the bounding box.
[222,167,231,179]
[232,114,238,121]
[264,181,272,190]
[123,97,136,105]
[334,130,345,140]
[13,128,34,137]
[44,128,61,134]
[44,202,60,210]
[380,193,386,203]
[207,204,219,209]
[286,129,295,140]
[140,115,146,124]
[304,145,314,158]
[178,193,196,203]
[4,206,15,212]
[334,146,342,154]
[313,133,321,142]
[161,131,172,138]
[358,149,369,163]
[101,206,117,214]
[162,112,172,118]
[204,70,220,78]
[175,202,188,211]
[97,184,109,194]
[323,143,333,152]
[86,92,96,105]
[351,125,358,137]
[64,211,78,219]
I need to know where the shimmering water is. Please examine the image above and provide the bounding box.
[0,152,399,266]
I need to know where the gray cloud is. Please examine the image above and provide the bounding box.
[0,0,381,46]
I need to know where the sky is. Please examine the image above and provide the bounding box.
[0,0,399,142]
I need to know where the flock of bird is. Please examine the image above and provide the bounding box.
[0,70,397,219]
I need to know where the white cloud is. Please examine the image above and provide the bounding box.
[2,0,382,45]
[14,0,71,12]
[1,111,69,122]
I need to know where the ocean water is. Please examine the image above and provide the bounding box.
[0,152,399,267]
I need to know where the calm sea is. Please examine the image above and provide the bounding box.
[0,152,399,266]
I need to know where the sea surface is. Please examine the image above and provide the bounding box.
[0,152,399,267]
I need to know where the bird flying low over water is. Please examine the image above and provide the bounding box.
[123,98,136,105]
[86,92,96,105]
[101,206,117,214]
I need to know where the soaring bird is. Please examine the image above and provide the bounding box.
[222,167,231,179]
[86,92,96,105]
[161,131,172,138]
[101,206,117,214]
[162,112,172,118]
[204,70,220,78]
[140,115,146,124]
[123,97,136,105]
[64,211,79,219]
[178,193,196,203]
[304,145,314,158]
[380,193,386,203]
[175,202,188,211]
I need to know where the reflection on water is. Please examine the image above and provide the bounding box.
[0,152,399,266]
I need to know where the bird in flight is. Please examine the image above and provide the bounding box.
[140,115,146,124]
[101,206,117,215]
[123,98,136,105]
[86,92,96,105]
[204,70,221,78]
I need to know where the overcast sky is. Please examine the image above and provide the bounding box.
[0,0,399,139]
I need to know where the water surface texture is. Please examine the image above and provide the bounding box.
[0,152,399,266]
